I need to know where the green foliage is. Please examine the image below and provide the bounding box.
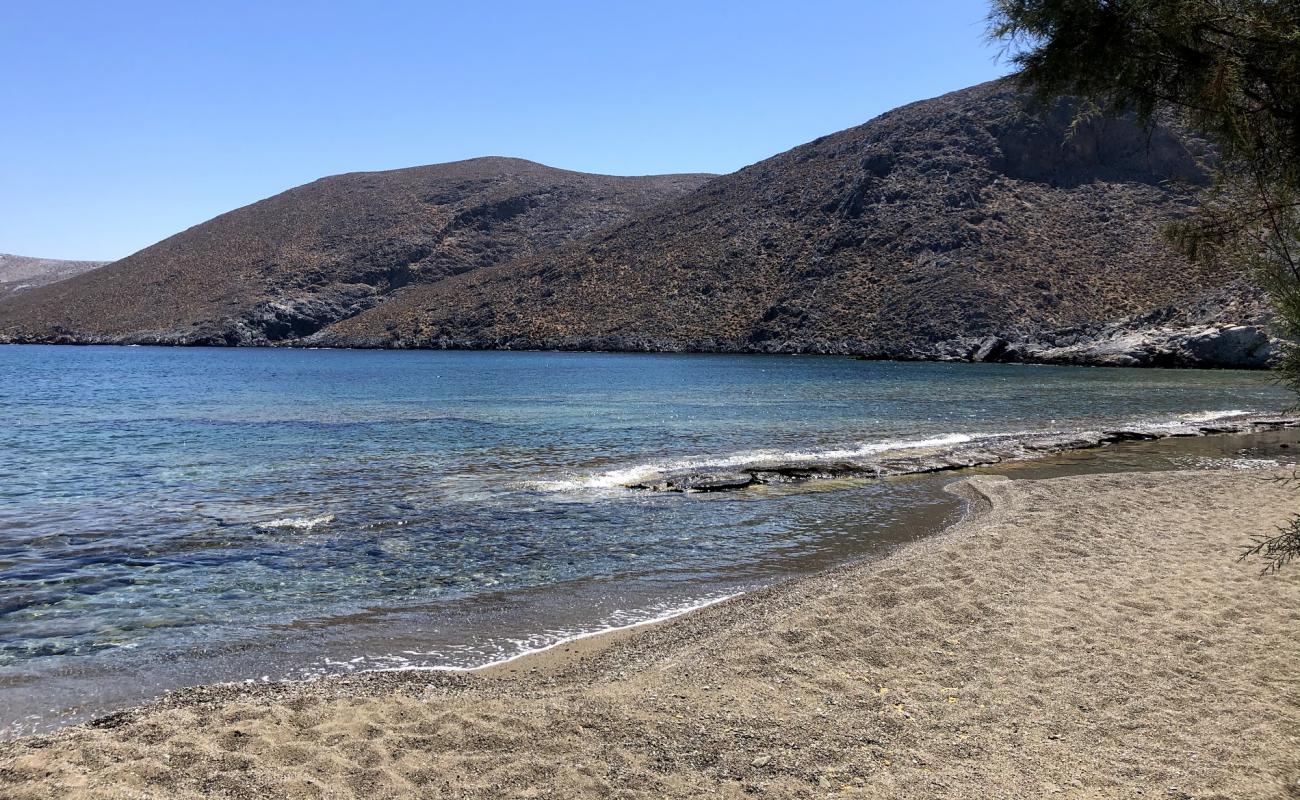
[1241,506,1300,572]
[989,0,1300,570]
[988,2,1300,164]
[988,0,1300,328]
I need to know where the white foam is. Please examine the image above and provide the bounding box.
[1179,409,1249,424]
[363,591,744,674]
[258,513,335,531]
[1192,456,1282,470]
[528,410,1278,493]
[530,433,976,491]
[1144,409,1250,429]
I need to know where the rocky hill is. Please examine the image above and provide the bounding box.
[0,254,107,298]
[0,159,713,344]
[1,81,1274,367]
[319,80,1268,367]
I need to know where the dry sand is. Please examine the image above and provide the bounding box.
[2,469,1299,799]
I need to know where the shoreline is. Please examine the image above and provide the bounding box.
[0,339,1278,371]
[473,480,1000,682]
[5,414,1292,740]
[5,344,1290,744]
[450,591,745,680]
[608,412,1300,492]
[4,464,1300,797]
[1,419,1297,732]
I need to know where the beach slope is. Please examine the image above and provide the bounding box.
[3,469,1298,799]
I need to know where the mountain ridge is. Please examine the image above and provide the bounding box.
[0,157,714,344]
[317,80,1267,366]
[0,81,1275,368]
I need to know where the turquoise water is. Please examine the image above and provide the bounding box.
[0,345,1291,734]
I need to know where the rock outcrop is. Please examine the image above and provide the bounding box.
[981,324,1274,368]
[880,282,1280,368]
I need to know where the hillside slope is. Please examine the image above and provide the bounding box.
[321,81,1260,364]
[0,159,712,344]
[0,254,107,298]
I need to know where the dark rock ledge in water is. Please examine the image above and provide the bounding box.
[625,415,1300,493]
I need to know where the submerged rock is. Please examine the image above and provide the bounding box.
[629,473,759,493]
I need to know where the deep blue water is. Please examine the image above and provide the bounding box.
[0,345,1291,735]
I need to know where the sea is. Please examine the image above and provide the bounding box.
[0,344,1294,737]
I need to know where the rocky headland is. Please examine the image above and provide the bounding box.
[319,81,1277,368]
[0,160,713,345]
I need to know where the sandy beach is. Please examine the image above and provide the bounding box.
[3,468,1298,799]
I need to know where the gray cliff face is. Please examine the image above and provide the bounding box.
[907,282,1279,368]
[915,324,1275,369]
[1003,325,1271,368]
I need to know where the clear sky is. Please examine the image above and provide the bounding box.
[2,0,1010,261]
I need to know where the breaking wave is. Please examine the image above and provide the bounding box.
[529,409,1281,493]
[529,433,977,491]
[258,513,335,531]
[1175,409,1249,424]
[313,591,746,676]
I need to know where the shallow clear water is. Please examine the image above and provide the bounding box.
[0,345,1292,735]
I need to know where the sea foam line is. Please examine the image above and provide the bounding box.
[361,591,745,674]
[1171,409,1249,425]
[529,408,1269,493]
[530,433,976,491]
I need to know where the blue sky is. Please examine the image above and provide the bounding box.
[2,1,1010,260]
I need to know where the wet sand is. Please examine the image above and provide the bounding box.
[3,468,1299,798]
